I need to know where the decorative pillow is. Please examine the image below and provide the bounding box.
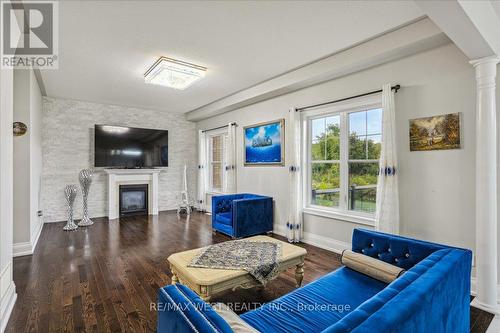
[341,249,405,283]
[212,303,259,333]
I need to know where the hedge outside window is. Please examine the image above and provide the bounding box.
[309,107,382,215]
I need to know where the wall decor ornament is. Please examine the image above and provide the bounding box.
[409,113,461,151]
[13,122,28,136]
[78,168,94,226]
[63,185,78,231]
[244,119,285,166]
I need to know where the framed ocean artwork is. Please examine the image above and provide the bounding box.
[244,119,285,166]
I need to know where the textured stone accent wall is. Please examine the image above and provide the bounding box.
[42,97,197,222]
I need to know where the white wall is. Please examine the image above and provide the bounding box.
[42,98,197,222]
[197,43,478,261]
[13,70,30,244]
[0,68,17,333]
[13,69,43,256]
[29,70,43,245]
[497,62,500,282]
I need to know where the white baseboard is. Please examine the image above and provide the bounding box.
[301,231,350,254]
[0,263,17,333]
[13,221,43,257]
[12,242,32,257]
[273,225,286,237]
[42,215,107,223]
[30,220,43,254]
[273,225,351,254]
[470,277,500,303]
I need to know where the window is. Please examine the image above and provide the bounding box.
[307,103,382,218]
[208,133,227,192]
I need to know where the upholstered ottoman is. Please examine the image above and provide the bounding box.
[167,236,307,301]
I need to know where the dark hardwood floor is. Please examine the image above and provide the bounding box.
[5,211,493,332]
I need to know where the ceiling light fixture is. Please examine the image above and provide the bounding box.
[144,56,206,90]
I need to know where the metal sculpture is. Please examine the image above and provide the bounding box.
[177,164,191,216]
[78,168,94,226]
[63,185,78,231]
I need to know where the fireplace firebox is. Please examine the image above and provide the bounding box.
[119,184,148,217]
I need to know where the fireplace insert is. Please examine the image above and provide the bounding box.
[119,184,148,217]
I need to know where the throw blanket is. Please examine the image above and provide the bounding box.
[189,240,282,286]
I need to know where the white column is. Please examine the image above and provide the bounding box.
[471,56,500,314]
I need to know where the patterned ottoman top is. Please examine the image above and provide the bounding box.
[188,240,282,285]
[167,236,307,286]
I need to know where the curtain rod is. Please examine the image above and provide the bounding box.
[201,122,236,133]
[296,85,400,112]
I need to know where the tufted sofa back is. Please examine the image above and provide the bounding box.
[322,247,472,333]
[351,228,446,270]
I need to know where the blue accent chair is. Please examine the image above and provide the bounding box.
[211,193,273,238]
[158,228,472,333]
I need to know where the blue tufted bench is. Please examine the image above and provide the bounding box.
[158,228,472,333]
[211,193,273,238]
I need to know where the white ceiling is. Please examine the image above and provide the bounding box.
[40,1,423,113]
[493,1,500,20]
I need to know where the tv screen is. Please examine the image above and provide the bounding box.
[94,125,168,168]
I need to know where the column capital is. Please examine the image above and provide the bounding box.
[470,56,499,83]
[470,55,500,67]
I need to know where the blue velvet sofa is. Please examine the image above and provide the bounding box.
[211,193,273,238]
[158,229,472,333]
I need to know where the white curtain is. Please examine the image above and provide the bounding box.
[197,130,208,211]
[287,108,303,242]
[224,123,237,193]
[375,84,400,234]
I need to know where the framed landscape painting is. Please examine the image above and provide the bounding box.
[244,119,285,166]
[409,113,461,151]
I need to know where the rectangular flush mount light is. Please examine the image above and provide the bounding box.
[144,56,206,90]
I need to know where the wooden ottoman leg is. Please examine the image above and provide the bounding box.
[295,263,304,287]
[171,269,179,285]
[200,286,211,302]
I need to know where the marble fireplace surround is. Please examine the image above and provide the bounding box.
[104,169,160,220]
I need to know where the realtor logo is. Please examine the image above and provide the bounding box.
[1,1,58,68]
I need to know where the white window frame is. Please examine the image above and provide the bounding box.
[301,95,382,226]
[206,128,228,194]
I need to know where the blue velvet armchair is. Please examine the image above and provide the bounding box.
[211,193,273,238]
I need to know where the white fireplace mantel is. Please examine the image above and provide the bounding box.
[104,169,162,219]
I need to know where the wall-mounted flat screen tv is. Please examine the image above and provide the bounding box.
[94,125,168,168]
